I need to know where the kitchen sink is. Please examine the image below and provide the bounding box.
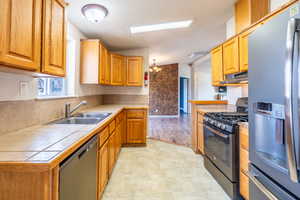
[53,117,102,125]
[52,112,111,125]
[74,112,112,119]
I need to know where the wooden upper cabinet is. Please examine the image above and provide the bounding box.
[0,0,42,71]
[105,50,111,85]
[239,26,257,72]
[211,46,224,86]
[235,0,269,33]
[99,44,106,84]
[111,53,125,86]
[126,56,143,87]
[80,40,101,84]
[223,37,240,75]
[42,0,67,77]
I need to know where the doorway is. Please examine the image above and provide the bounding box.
[180,77,189,114]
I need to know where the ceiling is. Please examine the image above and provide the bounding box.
[66,0,236,65]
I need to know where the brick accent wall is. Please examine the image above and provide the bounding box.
[149,63,178,115]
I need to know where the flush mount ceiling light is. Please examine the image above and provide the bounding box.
[81,4,108,23]
[130,20,193,34]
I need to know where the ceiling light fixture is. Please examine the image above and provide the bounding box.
[149,59,162,73]
[81,4,108,23]
[130,20,193,34]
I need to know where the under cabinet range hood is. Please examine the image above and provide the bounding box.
[221,71,248,84]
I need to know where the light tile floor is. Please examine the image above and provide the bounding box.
[102,139,230,200]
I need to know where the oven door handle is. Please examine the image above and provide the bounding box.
[206,126,229,139]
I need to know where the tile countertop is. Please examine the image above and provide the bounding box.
[196,104,237,115]
[0,104,148,168]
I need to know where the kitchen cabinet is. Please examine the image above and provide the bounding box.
[111,53,126,86]
[126,56,144,86]
[80,40,108,84]
[223,37,240,75]
[0,0,67,76]
[100,44,107,84]
[126,110,147,145]
[211,45,224,86]
[197,112,205,154]
[42,0,67,76]
[105,50,111,85]
[239,125,249,200]
[0,0,42,71]
[108,131,116,176]
[235,0,269,33]
[98,140,109,199]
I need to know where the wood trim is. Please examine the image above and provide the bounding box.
[188,100,228,105]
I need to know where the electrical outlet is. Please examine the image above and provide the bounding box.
[19,81,29,97]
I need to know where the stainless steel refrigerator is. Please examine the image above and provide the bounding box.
[249,2,300,200]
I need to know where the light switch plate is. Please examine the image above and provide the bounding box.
[19,81,29,97]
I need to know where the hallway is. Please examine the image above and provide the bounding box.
[102,139,230,200]
[149,114,192,147]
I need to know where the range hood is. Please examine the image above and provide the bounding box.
[221,71,248,84]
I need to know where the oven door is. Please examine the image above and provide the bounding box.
[204,123,238,181]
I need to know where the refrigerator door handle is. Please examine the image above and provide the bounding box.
[249,171,279,200]
[284,18,299,183]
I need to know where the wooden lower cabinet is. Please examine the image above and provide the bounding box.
[98,140,109,199]
[197,112,205,154]
[108,131,116,176]
[122,109,147,146]
[239,125,249,200]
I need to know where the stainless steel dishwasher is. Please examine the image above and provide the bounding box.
[60,136,98,200]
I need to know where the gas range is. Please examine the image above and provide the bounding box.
[204,112,248,133]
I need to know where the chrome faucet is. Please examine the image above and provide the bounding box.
[65,101,87,118]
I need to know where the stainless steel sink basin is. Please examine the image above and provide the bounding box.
[74,112,111,118]
[54,117,102,125]
[51,112,111,125]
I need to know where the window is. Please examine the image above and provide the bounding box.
[36,38,76,98]
[37,78,66,97]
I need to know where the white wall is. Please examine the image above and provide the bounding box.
[271,0,291,11]
[192,57,216,100]
[101,48,150,95]
[67,23,105,97]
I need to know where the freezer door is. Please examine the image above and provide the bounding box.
[249,165,298,200]
[249,2,300,198]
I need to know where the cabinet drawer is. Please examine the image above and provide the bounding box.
[240,172,249,200]
[240,127,249,151]
[99,127,109,148]
[240,148,249,174]
[127,110,145,119]
[109,120,116,134]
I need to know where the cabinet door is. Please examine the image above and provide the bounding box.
[98,140,108,198]
[0,0,42,71]
[211,46,224,86]
[197,120,204,154]
[80,40,100,84]
[223,37,240,75]
[111,54,125,86]
[108,132,116,176]
[105,51,111,85]
[126,56,143,86]
[42,0,67,77]
[121,115,127,145]
[239,26,257,72]
[99,44,106,84]
[127,119,145,144]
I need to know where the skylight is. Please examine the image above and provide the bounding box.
[130,20,193,34]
